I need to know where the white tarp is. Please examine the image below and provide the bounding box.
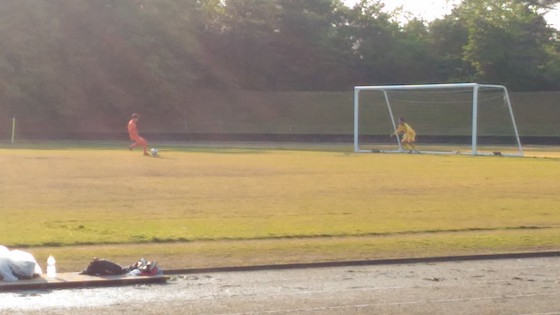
[0,246,43,281]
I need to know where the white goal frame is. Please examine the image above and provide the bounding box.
[353,83,523,156]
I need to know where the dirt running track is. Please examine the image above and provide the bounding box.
[1,256,559,314]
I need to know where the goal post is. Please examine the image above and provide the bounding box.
[353,83,523,156]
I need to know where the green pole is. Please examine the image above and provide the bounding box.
[11,116,15,144]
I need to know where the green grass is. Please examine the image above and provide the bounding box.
[1,145,559,271]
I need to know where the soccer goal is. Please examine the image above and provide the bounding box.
[353,83,523,156]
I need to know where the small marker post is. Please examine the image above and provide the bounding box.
[11,116,15,144]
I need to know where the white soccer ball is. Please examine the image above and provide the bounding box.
[150,148,158,156]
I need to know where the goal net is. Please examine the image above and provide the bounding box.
[353,83,523,156]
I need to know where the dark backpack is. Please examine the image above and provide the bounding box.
[80,258,126,276]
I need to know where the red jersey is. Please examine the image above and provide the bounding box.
[128,119,139,139]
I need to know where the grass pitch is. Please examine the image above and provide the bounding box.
[1,144,559,271]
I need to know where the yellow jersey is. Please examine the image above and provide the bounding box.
[395,122,416,142]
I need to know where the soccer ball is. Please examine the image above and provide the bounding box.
[150,148,158,156]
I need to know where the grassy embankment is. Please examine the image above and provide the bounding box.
[3,90,559,139]
[1,145,559,271]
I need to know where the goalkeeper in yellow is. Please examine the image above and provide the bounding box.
[392,117,419,153]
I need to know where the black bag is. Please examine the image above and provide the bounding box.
[80,258,126,276]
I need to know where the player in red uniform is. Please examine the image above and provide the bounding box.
[128,113,149,156]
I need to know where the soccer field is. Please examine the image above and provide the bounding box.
[1,144,559,271]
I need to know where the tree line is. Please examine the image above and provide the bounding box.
[0,0,559,121]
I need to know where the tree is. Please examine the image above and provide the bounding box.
[395,18,440,83]
[456,0,560,90]
[428,16,474,82]
[202,0,357,90]
[273,0,347,90]
[341,0,402,84]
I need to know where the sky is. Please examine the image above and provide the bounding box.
[342,0,560,29]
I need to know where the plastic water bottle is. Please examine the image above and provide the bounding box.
[47,255,56,278]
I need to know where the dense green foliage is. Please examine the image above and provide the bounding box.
[0,0,558,137]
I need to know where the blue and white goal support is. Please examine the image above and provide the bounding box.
[353,83,523,156]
